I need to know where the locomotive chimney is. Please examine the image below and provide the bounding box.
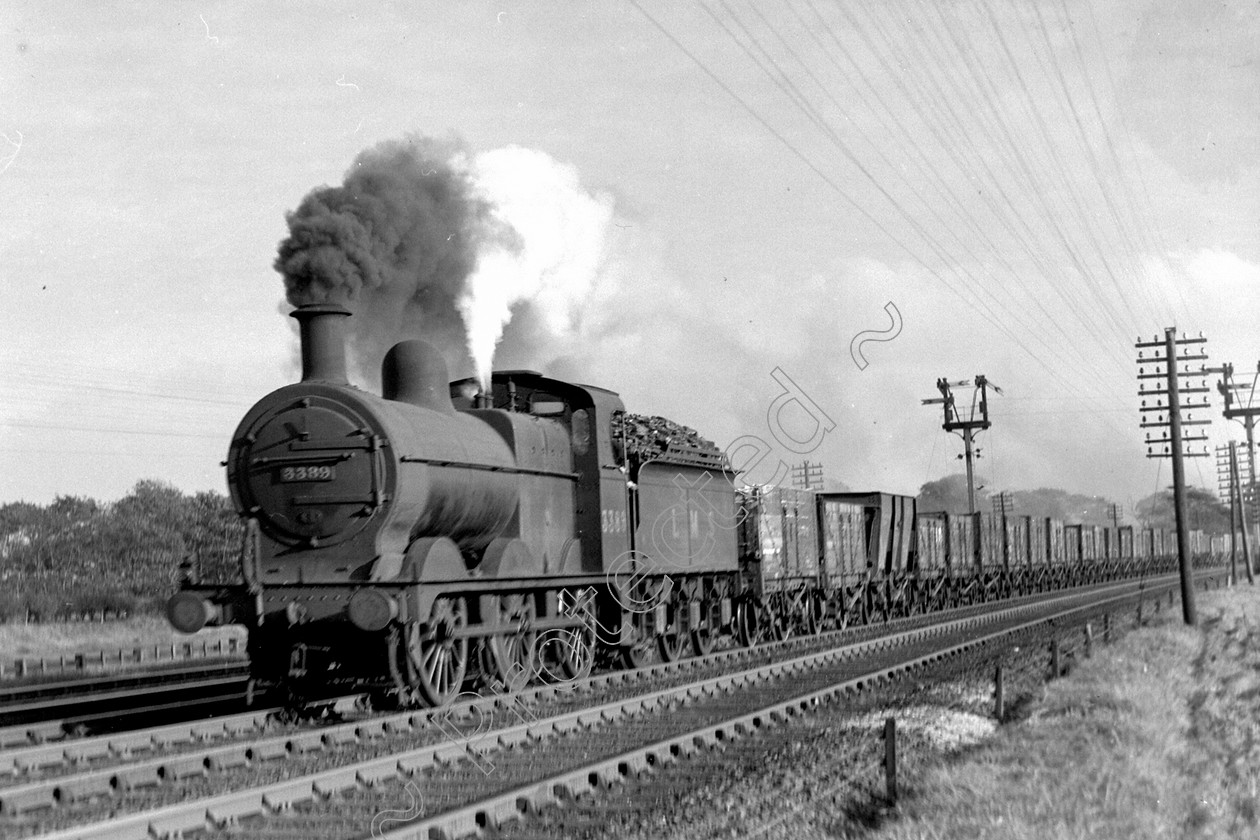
[382,340,457,415]
[291,304,351,384]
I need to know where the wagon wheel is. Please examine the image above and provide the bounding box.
[766,592,791,642]
[540,586,596,682]
[620,606,677,668]
[620,579,680,668]
[797,590,819,635]
[405,596,468,707]
[657,589,687,662]
[833,596,851,632]
[735,595,765,647]
[905,582,922,617]
[690,584,724,657]
[810,591,829,634]
[478,593,537,692]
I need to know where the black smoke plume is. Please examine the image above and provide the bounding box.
[274,135,518,379]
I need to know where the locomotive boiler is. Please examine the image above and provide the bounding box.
[167,303,742,705]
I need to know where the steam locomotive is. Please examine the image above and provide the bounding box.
[166,304,1207,707]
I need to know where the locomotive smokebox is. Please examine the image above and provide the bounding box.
[292,303,350,384]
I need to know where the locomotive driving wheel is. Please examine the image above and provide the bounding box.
[405,596,469,707]
[478,593,537,692]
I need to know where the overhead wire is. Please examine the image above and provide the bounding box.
[1027,0,1151,325]
[841,0,1138,415]
[626,0,987,308]
[698,1,1130,409]
[855,0,1131,381]
[788,0,1120,397]
[1014,0,1151,329]
[627,0,1176,486]
[953,0,1137,352]
[1050,0,1173,324]
[1077,0,1191,328]
[729,2,1107,387]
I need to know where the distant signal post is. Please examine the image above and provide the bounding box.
[923,375,998,515]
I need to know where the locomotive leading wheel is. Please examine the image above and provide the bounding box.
[479,593,537,692]
[405,596,469,707]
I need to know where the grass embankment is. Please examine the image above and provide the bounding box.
[0,616,246,661]
[871,586,1260,839]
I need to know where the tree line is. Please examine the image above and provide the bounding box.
[917,473,1233,533]
[0,481,243,622]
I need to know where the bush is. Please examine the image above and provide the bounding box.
[0,590,24,623]
[0,482,243,623]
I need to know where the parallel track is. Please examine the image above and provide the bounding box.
[0,660,251,735]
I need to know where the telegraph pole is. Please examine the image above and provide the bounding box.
[1215,361,1260,561]
[1230,441,1255,584]
[922,376,998,515]
[1137,329,1210,626]
[1217,444,1245,584]
[791,461,824,491]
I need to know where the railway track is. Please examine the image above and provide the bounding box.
[1,570,1217,840]
[0,659,253,734]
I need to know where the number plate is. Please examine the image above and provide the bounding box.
[279,465,335,483]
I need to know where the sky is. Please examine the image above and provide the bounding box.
[1,0,1258,514]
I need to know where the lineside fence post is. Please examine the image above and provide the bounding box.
[883,717,898,805]
[994,664,1004,720]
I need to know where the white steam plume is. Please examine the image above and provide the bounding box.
[458,147,615,387]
